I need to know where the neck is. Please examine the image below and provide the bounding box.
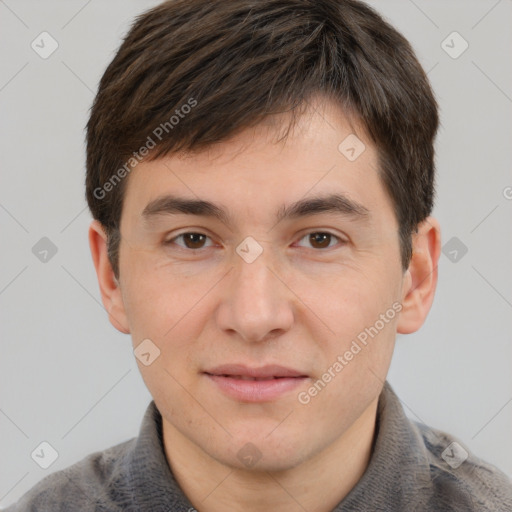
[162,398,379,512]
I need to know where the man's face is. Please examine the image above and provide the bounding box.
[115,98,409,471]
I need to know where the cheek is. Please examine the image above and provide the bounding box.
[120,254,213,340]
[308,266,395,332]
[304,267,400,376]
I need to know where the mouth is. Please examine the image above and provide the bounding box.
[213,375,293,381]
[204,364,309,402]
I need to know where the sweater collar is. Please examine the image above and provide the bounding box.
[336,380,433,510]
[127,381,433,511]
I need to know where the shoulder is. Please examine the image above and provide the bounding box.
[3,437,136,512]
[413,420,512,511]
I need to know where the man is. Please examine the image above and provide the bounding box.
[7,0,512,510]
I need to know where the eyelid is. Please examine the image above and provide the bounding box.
[166,231,217,249]
[294,230,346,250]
[166,229,347,251]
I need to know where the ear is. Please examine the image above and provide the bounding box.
[397,217,441,334]
[88,220,130,334]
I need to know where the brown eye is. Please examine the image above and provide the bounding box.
[170,232,212,250]
[297,232,342,250]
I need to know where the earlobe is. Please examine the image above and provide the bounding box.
[88,220,130,334]
[396,217,441,334]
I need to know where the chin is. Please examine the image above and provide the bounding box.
[211,435,313,473]
[226,453,307,473]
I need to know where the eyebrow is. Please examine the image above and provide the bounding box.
[141,192,370,229]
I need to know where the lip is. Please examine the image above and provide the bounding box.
[204,364,309,402]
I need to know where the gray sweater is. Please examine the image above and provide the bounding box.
[5,381,512,511]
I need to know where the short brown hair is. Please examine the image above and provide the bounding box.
[86,0,439,278]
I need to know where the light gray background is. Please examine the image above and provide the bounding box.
[1,0,511,507]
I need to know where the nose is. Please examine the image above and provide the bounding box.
[215,249,294,343]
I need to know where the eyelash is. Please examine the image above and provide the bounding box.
[165,231,345,252]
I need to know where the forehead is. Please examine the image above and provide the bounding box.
[121,97,394,229]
